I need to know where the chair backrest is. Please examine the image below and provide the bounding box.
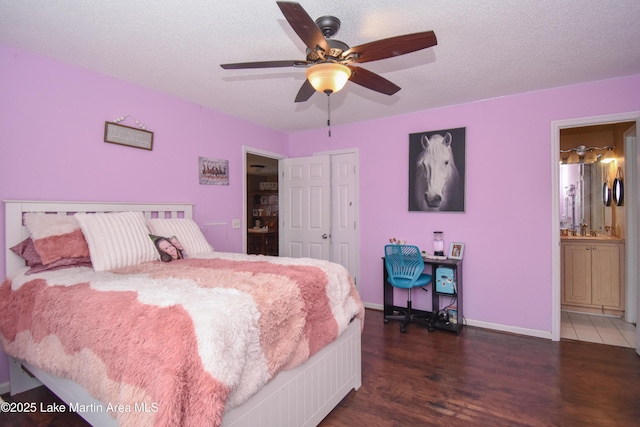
[384,244,425,287]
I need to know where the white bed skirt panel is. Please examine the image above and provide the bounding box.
[9,318,361,427]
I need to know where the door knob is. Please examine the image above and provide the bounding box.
[322,233,329,239]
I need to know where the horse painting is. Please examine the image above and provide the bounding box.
[413,132,464,211]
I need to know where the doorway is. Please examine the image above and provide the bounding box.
[243,147,285,255]
[552,113,639,354]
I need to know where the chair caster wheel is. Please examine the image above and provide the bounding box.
[384,318,389,323]
[400,326,407,333]
[428,325,434,332]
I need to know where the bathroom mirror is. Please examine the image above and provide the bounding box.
[559,163,607,234]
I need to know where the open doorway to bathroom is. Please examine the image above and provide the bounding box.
[552,115,638,353]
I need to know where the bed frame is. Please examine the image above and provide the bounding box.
[4,200,362,427]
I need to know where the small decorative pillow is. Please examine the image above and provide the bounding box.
[10,237,92,274]
[146,218,214,256]
[24,213,90,265]
[150,234,187,262]
[26,257,93,275]
[10,237,42,266]
[76,211,159,272]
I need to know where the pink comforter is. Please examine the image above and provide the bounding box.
[0,252,364,426]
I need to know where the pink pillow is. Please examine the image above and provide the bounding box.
[10,237,42,266]
[24,213,90,265]
[10,237,93,275]
[26,257,93,274]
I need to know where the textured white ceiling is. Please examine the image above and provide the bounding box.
[1,0,639,133]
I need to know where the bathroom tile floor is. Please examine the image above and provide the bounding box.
[561,310,636,348]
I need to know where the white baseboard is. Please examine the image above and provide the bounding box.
[363,302,383,311]
[465,319,552,340]
[0,381,10,395]
[363,303,552,340]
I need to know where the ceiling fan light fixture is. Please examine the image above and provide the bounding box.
[306,63,351,94]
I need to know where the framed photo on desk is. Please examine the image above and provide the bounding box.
[448,242,465,260]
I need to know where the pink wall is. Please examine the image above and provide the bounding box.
[1,42,639,387]
[289,74,640,333]
[0,44,289,385]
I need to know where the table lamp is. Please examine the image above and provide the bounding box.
[434,231,444,256]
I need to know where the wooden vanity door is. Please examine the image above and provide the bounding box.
[562,243,592,306]
[591,244,622,309]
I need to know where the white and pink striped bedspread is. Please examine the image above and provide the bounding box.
[0,252,364,426]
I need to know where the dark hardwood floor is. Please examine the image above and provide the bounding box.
[2,308,639,427]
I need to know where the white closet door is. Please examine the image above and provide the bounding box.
[330,152,358,288]
[279,155,331,260]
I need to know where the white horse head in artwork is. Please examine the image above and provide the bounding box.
[414,132,462,211]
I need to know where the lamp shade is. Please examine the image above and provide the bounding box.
[567,152,579,164]
[306,63,352,94]
[601,149,615,164]
[584,150,597,164]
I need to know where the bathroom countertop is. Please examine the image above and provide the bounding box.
[561,236,624,242]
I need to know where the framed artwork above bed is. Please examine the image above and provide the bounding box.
[104,122,154,150]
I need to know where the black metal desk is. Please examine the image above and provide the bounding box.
[383,256,463,334]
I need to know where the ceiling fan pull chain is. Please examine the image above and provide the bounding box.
[327,92,332,137]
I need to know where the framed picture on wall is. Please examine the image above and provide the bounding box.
[104,122,154,150]
[408,127,466,212]
[199,157,229,185]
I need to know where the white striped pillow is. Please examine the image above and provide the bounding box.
[76,211,159,272]
[146,218,214,256]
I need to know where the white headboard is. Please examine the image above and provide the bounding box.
[4,200,194,277]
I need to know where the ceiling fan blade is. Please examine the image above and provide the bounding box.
[220,60,308,69]
[295,79,316,102]
[345,31,437,64]
[277,1,330,53]
[347,66,400,95]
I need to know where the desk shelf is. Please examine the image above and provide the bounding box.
[383,256,463,335]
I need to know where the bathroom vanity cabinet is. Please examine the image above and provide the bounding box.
[561,238,625,315]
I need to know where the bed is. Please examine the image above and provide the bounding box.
[1,200,363,427]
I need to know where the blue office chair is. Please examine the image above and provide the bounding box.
[384,244,433,333]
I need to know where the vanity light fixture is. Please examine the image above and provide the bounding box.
[560,144,615,164]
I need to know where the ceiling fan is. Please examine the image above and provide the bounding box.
[220,1,438,102]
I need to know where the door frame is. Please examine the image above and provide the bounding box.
[551,111,640,342]
[242,146,286,254]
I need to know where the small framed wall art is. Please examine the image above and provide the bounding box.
[199,157,229,185]
[104,122,153,150]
